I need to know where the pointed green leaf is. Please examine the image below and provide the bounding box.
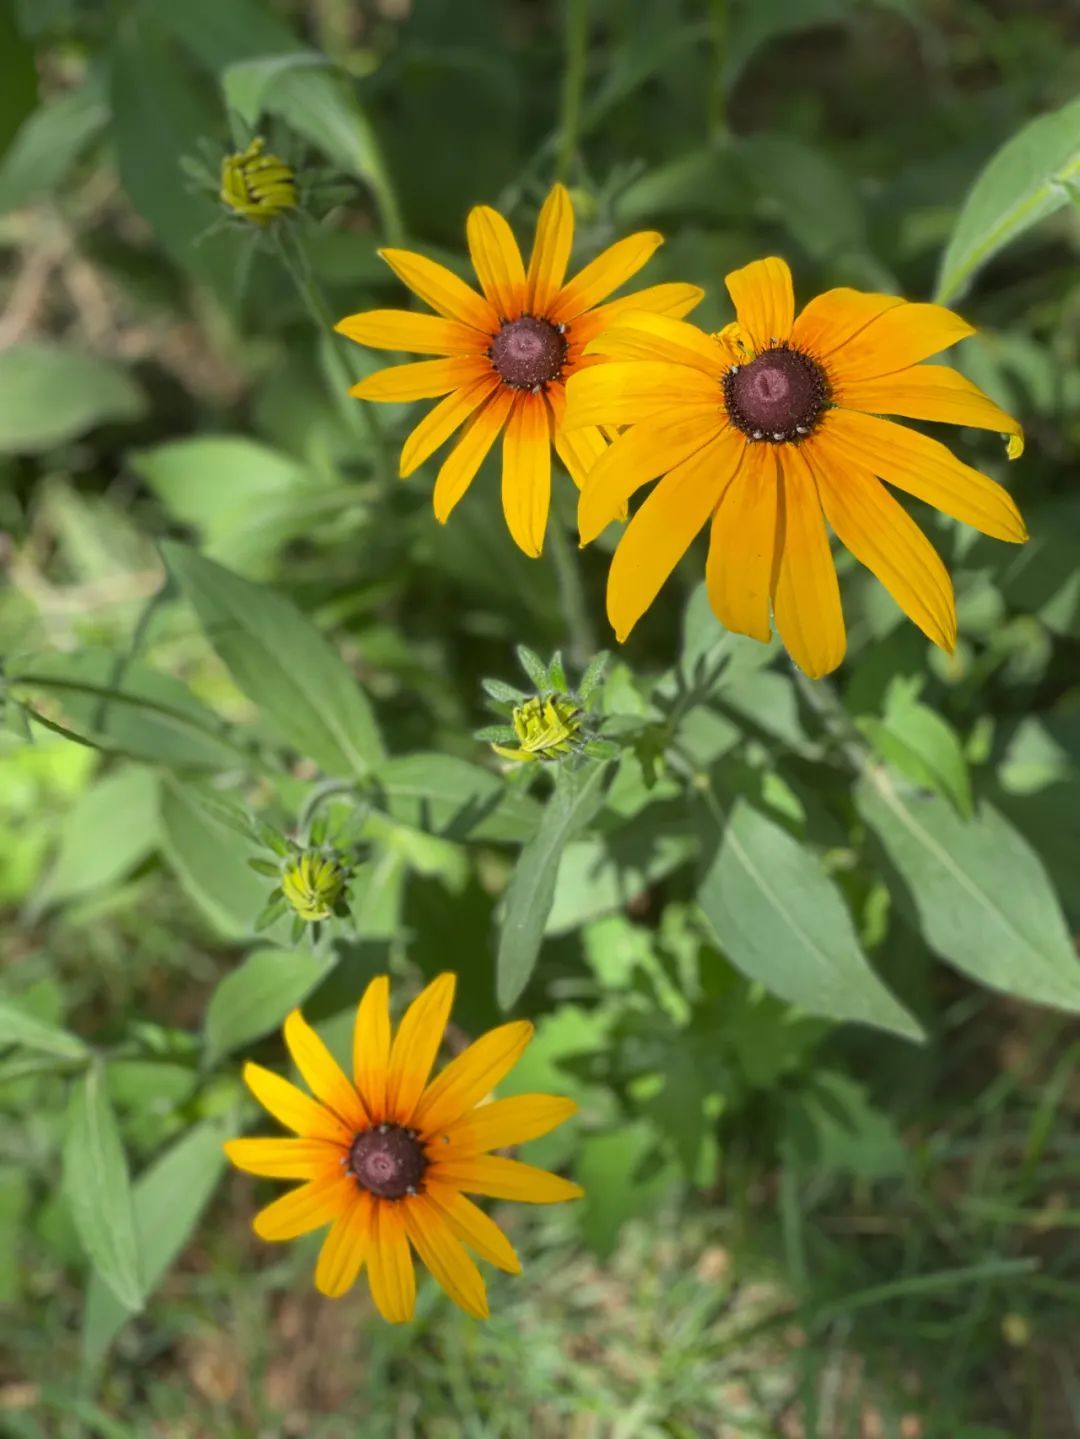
[204,947,338,1066]
[0,1002,89,1060]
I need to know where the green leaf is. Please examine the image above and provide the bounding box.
[162,543,384,779]
[697,799,922,1040]
[734,135,865,259]
[497,762,611,1010]
[82,1120,228,1374]
[936,95,1080,304]
[157,777,270,939]
[0,68,108,215]
[379,753,541,844]
[0,0,38,160]
[857,682,972,818]
[147,0,300,72]
[63,1065,145,1312]
[856,772,1080,1012]
[575,1122,680,1258]
[0,343,145,455]
[0,1001,89,1060]
[38,767,159,909]
[204,947,338,1067]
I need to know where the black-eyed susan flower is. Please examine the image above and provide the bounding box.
[564,257,1028,678]
[336,184,702,556]
[225,973,582,1321]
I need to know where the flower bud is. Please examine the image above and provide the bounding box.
[219,138,297,224]
[280,849,349,923]
[492,695,583,764]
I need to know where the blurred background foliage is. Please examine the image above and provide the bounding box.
[1,0,1079,1435]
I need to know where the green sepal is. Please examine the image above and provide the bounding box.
[290,915,306,943]
[247,858,282,878]
[474,724,518,743]
[578,651,611,702]
[482,677,526,705]
[254,897,287,931]
[546,650,567,692]
[515,645,549,691]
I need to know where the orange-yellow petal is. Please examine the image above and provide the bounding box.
[431,1154,584,1204]
[353,975,391,1124]
[437,1093,579,1159]
[834,363,1024,455]
[501,391,551,557]
[789,289,905,361]
[545,381,607,489]
[224,1136,344,1180]
[466,205,527,320]
[314,1188,374,1298]
[585,311,726,374]
[283,1010,367,1131]
[399,373,501,477]
[242,1063,353,1144]
[606,428,744,642]
[807,432,957,652]
[772,447,846,679]
[823,408,1027,543]
[825,302,975,383]
[433,386,516,523]
[350,357,490,403]
[705,441,779,643]
[570,282,705,347]
[563,360,719,430]
[424,1182,521,1273]
[386,972,456,1126]
[527,183,574,315]
[578,410,723,544]
[725,257,795,352]
[414,1021,533,1135]
[378,247,498,332]
[252,1172,354,1241]
[401,1192,490,1319]
[335,309,487,356]
[550,231,664,324]
[367,1199,416,1323]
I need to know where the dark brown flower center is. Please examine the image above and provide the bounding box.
[723,346,829,443]
[490,315,566,391]
[348,1124,427,1199]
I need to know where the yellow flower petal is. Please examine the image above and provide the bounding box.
[789,289,905,361]
[436,1093,579,1158]
[834,362,1024,454]
[353,975,391,1123]
[224,1137,344,1179]
[401,1193,489,1319]
[527,183,574,315]
[283,1010,367,1131]
[578,410,723,544]
[826,302,975,383]
[314,1189,374,1299]
[570,282,705,347]
[252,1172,354,1241]
[414,1021,533,1135]
[367,1199,416,1323]
[386,972,456,1127]
[350,357,490,403]
[545,380,606,489]
[606,428,744,642]
[772,447,846,679]
[400,374,501,477]
[466,205,527,320]
[550,231,664,324]
[705,441,779,644]
[563,360,719,429]
[433,387,516,523]
[335,309,487,355]
[501,391,552,557]
[431,1154,584,1204]
[585,311,726,374]
[725,257,795,352]
[242,1063,352,1144]
[808,432,957,653]
[824,408,1027,543]
[378,247,498,332]
[425,1182,522,1274]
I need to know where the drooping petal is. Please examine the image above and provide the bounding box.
[243,1063,353,1144]
[545,381,607,489]
[834,363,1024,456]
[414,1021,533,1135]
[825,303,975,383]
[315,1189,374,1299]
[224,1136,344,1180]
[807,433,957,652]
[335,309,488,356]
[771,447,846,679]
[437,1093,578,1158]
[501,391,552,557]
[606,428,744,642]
[350,357,490,402]
[252,1172,354,1241]
[367,1199,416,1323]
[400,374,501,477]
[466,205,527,320]
[353,975,391,1123]
[283,1010,367,1131]
[401,1193,490,1319]
[705,441,779,643]
[563,360,719,429]
[550,232,664,324]
[578,410,723,544]
[789,289,905,361]
[570,282,705,347]
[378,247,499,332]
[724,257,795,352]
[585,311,726,374]
[424,1182,521,1273]
[527,183,574,315]
[431,1154,584,1204]
[385,972,456,1126]
[433,387,517,523]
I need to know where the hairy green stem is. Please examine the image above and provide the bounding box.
[547,507,596,668]
[556,0,590,183]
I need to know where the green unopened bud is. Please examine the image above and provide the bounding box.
[220,138,297,224]
[492,694,583,764]
[280,849,349,922]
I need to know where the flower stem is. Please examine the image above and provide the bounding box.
[547,505,596,667]
[708,0,730,143]
[556,0,590,183]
